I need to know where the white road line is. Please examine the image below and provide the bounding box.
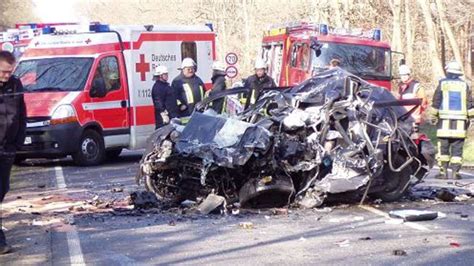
[54,166,67,189]
[54,165,86,265]
[359,205,431,232]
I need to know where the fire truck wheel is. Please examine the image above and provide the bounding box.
[72,129,105,166]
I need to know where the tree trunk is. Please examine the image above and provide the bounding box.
[391,0,402,52]
[404,0,414,65]
[435,0,463,71]
[417,0,445,79]
[332,0,343,27]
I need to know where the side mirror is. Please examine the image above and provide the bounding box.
[90,80,107,98]
[310,38,322,57]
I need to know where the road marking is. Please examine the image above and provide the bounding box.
[54,165,86,266]
[359,205,431,232]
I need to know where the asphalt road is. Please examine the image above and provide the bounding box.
[1,151,473,265]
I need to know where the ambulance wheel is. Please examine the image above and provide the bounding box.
[106,148,122,160]
[73,129,105,166]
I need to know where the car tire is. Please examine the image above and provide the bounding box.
[371,154,412,202]
[72,129,105,166]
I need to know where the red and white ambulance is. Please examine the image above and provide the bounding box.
[260,22,395,90]
[14,23,216,165]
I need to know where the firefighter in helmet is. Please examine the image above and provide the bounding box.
[171,57,205,117]
[430,61,474,179]
[398,64,428,131]
[242,58,276,109]
[208,61,227,114]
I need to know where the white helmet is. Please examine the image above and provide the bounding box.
[445,61,463,75]
[212,61,226,72]
[398,65,411,76]
[153,65,168,76]
[254,59,267,69]
[181,57,196,69]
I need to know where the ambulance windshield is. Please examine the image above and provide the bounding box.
[15,57,94,92]
[311,42,390,80]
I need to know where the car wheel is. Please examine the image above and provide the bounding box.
[72,129,105,166]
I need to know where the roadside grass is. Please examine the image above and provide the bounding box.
[420,123,474,164]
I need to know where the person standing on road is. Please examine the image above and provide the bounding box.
[171,58,205,117]
[151,65,182,128]
[242,59,276,109]
[208,61,227,114]
[430,61,473,179]
[0,51,27,254]
[398,64,428,132]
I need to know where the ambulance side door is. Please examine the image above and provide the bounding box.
[88,53,130,139]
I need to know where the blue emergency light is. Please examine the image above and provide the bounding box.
[373,28,381,41]
[319,24,328,35]
[42,26,55,34]
[90,24,110,32]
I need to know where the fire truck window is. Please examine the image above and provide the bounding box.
[181,42,197,64]
[300,43,310,70]
[95,56,121,93]
[290,43,299,68]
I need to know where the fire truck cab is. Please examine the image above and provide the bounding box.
[261,22,392,90]
[14,23,216,165]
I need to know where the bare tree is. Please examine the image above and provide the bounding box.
[435,0,463,71]
[404,0,414,65]
[417,0,445,79]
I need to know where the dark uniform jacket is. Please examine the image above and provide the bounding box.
[0,76,26,156]
[243,74,276,108]
[209,71,227,113]
[151,79,181,119]
[171,73,205,117]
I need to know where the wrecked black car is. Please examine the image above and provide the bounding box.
[136,68,435,209]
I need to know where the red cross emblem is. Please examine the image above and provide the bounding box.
[135,54,150,81]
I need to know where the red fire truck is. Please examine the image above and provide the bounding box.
[261,22,393,90]
[14,23,216,165]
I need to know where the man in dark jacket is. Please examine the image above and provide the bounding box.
[171,58,205,117]
[243,59,276,109]
[151,65,183,128]
[208,61,227,113]
[0,51,26,254]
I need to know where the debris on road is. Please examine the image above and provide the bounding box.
[137,69,434,209]
[388,209,438,222]
[392,249,408,256]
[335,239,350,247]
[196,194,226,215]
[449,242,461,248]
[435,189,456,202]
[111,187,124,193]
[129,191,159,209]
[239,222,254,229]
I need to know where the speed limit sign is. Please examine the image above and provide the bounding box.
[225,52,238,65]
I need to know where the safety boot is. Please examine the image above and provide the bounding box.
[451,164,462,180]
[435,163,448,179]
[452,168,462,180]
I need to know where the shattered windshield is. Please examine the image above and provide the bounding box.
[312,42,391,80]
[14,57,94,92]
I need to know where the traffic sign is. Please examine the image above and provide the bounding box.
[225,66,238,78]
[225,52,238,65]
